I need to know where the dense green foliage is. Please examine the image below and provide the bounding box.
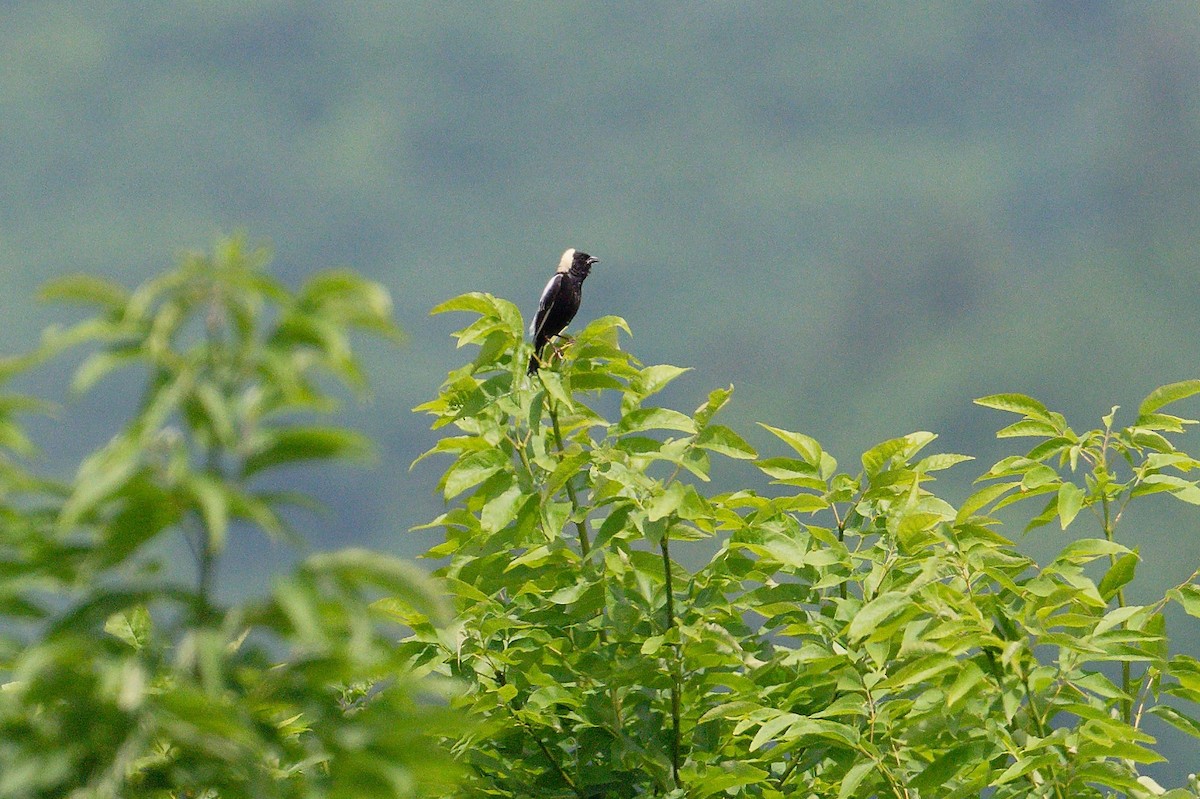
[410,293,1200,797]
[0,239,458,798]
[7,243,1200,797]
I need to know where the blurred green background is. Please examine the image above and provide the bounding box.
[7,2,1200,568]
[5,0,1200,737]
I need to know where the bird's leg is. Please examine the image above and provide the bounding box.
[550,334,575,361]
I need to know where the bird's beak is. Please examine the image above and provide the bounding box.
[588,257,600,265]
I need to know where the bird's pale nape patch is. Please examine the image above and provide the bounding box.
[556,248,576,273]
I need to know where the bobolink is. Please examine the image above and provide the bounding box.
[527,248,600,374]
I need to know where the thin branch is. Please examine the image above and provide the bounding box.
[514,711,584,798]
[863,685,908,799]
[1099,493,1134,725]
[192,293,229,626]
[480,648,585,798]
[774,755,801,791]
[1021,669,1069,799]
[660,529,682,790]
[547,399,591,558]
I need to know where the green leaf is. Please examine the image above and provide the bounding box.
[750,712,800,751]
[838,760,875,799]
[755,457,822,488]
[297,268,403,338]
[93,474,180,567]
[880,653,958,691]
[696,424,756,459]
[996,419,1059,438]
[915,452,973,472]
[430,292,501,317]
[847,592,912,642]
[242,426,373,478]
[547,581,594,605]
[1098,552,1138,601]
[692,762,769,797]
[537,369,574,411]
[480,481,525,532]
[975,393,1052,421]
[694,386,733,427]
[1149,705,1200,739]
[911,742,979,793]
[1093,603,1148,636]
[1020,463,1059,491]
[957,481,1018,521]
[1057,481,1084,529]
[861,432,936,475]
[634,364,691,399]
[61,434,141,529]
[306,548,447,622]
[104,605,152,650]
[774,493,829,513]
[545,451,589,495]
[647,482,686,522]
[1056,537,1131,564]
[578,314,632,341]
[781,717,858,748]
[71,349,141,395]
[185,473,231,553]
[1171,584,1200,618]
[1137,473,1200,505]
[40,273,129,309]
[995,754,1058,786]
[190,381,237,444]
[757,423,822,466]
[1138,379,1200,416]
[613,407,696,435]
[592,503,633,552]
[641,634,665,655]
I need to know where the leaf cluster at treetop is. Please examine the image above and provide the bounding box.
[406,290,1200,798]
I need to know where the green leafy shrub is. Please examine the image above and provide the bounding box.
[6,244,1200,799]
[411,292,1200,798]
[0,237,460,799]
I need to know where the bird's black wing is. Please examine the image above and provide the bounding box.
[529,272,564,342]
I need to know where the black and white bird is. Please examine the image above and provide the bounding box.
[527,248,600,374]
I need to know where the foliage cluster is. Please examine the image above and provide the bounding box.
[7,241,1200,799]
[409,292,1200,798]
[0,238,457,799]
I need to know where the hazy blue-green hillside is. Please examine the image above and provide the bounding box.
[5,2,1200,594]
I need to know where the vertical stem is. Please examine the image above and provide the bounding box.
[196,533,215,622]
[1101,495,1132,724]
[194,294,226,625]
[547,401,591,558]
[660,530,682,789]
[863,684,909,799]
[193,444,224,626]
[833,504,848,601]
[541,387,628,754]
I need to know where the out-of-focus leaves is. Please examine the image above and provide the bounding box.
[104,605,152,650]
[241,427,374,478]
[38,273,129,310]
[0,237,455,799]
